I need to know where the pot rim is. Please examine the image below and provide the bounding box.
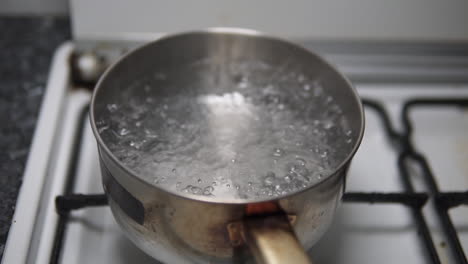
[90,27,365,204]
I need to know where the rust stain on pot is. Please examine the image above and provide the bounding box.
[245,202,280,215]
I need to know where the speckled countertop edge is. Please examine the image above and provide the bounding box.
[0,16,70,259]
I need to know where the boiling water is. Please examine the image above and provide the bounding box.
[96,59,354,201]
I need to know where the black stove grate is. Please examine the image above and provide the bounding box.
[399,98,468,264]
[52,98,468,264]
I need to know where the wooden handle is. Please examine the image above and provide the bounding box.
[242,215,312,264]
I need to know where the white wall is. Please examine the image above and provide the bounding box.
[1,0,467,42]
[71,0,468,42]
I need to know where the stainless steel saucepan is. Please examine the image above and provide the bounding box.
[90,28,364,264]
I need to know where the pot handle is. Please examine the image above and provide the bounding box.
[242,215,312,264]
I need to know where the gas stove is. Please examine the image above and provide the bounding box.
[2,40,468,264]
[3,1,468,262]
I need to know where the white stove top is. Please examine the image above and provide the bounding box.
[3,42,468,264]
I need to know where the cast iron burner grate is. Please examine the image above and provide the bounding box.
[52,98,468,264]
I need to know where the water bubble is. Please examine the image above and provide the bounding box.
[129,141,144,149]
[98,125,109,133]
[235,185,240,190]
[226,184,231,188]
[297,74,305,82]
[346,130,352,136]
[107,104,118,112]
[176,182,181,188]
[317,173,323,179]
[236,75,249,89]
[118,128,130,136]
[172,168,176,173]
[135,121,142,127]
[296,158,306,166]
[203,186,214,195]
[96,120,106,126]
[190,186,203,195]
[183,185,202,195]
[231,159,236,163]
[303,84,311,91]
[323,120,334,129]
[313,83,323,97]
[144,129,158,138]
[264,172,276,185]
[284,175,291,183]
[212,181,218,186]
[197,179,202,184]
[263,84,274,94]
[278,104,285,110]
[321,151,328,158]
[163,104,169,110]
[167,118,177,125]
[248,182,252,186]
[346,138,352,144]
[273,148,284,157]
[290,165,310,182]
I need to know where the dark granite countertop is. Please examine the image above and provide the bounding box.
[0,16,70,259]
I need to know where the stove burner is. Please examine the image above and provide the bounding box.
[53,98,468,264]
